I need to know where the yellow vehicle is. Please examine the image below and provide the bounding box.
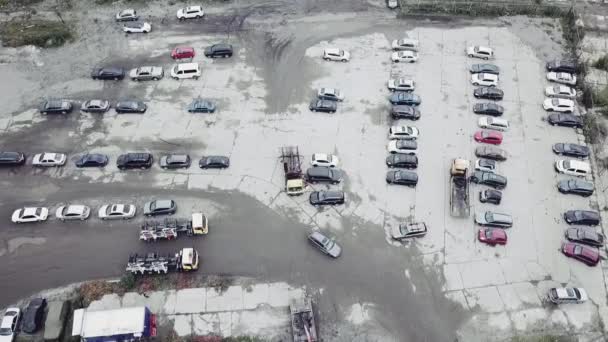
[281,146,305,195]
[192,213,208,235]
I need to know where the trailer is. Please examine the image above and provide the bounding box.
[126,248,199,275]
[139,213,208,242]
[280,146,305,195]
[450,158,470,218]
[72,306,157,342]
[290,296,318,342]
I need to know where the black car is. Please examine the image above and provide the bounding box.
[144,199,177,216]
[160,154,191,169]
[565,227,605,247]
[309,99,337,113]
[386,154,418,169]
[564,210,600,226]
[546,60,578,74]
[0,152,26,166]
[188,99,216,113]
[199,156,230,169]
[386,170,418,187]
[479,189,502,204]
[552,143,589,158]
[390,105,420,120]
[91,66,125,80]
[388,92,421,106]
[75,153,109,167]
[473,87,503,100]
[306,166,342,184]
[117,153,153,170]
[557,179,594,197]
[22,298,46,334]
[204,44,233,58]
[309,191,345,205]
[470,171,507,189]
[115,100,147,114]
[548,113,582,128]
[473,103,504,116]
[475,146,508,161]
[40,99,73,115]
[470,63,500,75]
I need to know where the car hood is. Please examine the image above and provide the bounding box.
[11,209,21,222]
[475,213,488,224]
[327,242,342,257]
[390,225,405,239]
[143,202,153,214]
[159,156,169,167]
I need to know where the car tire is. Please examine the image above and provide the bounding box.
[341,59,347,62]
[153,77,159,81]
[179,17,184,20]
[323,57,330,61]
[311,108,316,112]
[193,76,199,80]
[196,15,201,18]
[330,111,335,113]
[473,83,479,86]
[468,54,473,58]
[394,60,399,63]
[483,57,489,60]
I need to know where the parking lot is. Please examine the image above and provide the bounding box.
[0,0,606,340]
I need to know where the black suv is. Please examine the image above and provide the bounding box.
[564,210,600,226]
[0,152,26,166]
[386,154,418,169]
[546,60,577,74]
[204,44,233,58]
[91,66,125,80]
[558,179,594,197]
[474,87,503,100]
[479,189,502,204]
[470,171,507,189]
[390,105,420,120]
[117,153,153,170]
[306,166,342,184]
[309,191,345,205]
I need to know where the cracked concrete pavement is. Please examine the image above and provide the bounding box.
[0,0,606,340]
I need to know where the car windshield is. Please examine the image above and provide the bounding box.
[322,237,335,249]
[485,212,494,222]
[0,328,12,335]
[552,98,560,106]
[317,192,327,201]
[573,245,582,255]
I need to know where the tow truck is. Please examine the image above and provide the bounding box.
[139,213,208,242]
[126,248,199,275]
[290,295,318,342]
[450,158,470,218]
[280,146,305,195]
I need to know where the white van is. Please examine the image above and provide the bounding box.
[478,117,509,131]
[170,63,201,80]
[555,159,590,177]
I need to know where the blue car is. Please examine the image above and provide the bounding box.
[188,99,216,113]
[389,92,421,106]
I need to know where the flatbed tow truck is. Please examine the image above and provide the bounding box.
[450,158,470,218]
[126,248,199,275]
[280,146,305,195]
[139,213,208,242]
[290,295,318,342]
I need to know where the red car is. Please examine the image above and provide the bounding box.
[474,130,503,145]
[478,228,507,246]
[562,242,600,266]
[171,47,195,60]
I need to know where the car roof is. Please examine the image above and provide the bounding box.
[176,62,199,70]
[321,88,336,94]
[154,200,173,208]
[320,190,344,198]
[313,153,329,160]
[169,154,188,162]
[309,231,328,242]
[566,160,591,171]
[481,73,498,80]
[138,66,153,72]
[186,5,202,10]
[66,205,86,214]
[398,50,416,56]
[0,315,14,328]
[110,204,126,212]
[476,46,493,53]
[571,179,594,190]
[397,170,418,180]
[22,207,39,216]
[554,98,573,105]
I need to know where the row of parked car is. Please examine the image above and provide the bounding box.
[11,198,184,223]
[540,61,606,267]
[0,152,230,170]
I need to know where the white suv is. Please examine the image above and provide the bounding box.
[471,73,498,87]
[466,46,494,60]
[177,5,204,20]
[0,308,20,342]
[543,98,574,113]
[323,48,350,62]
[389,126,419,140]
[311,153,339,167]
[170,63,201,80]
[387,78,415,92]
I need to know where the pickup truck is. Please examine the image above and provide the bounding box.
[129,66,164,81]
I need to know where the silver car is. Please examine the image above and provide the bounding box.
[475,211,513,228]
[129,66,164,81]
[55,205,91,221]
[307,231,341,257]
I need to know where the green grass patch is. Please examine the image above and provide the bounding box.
[1,20,73,48]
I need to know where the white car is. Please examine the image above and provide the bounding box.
[478,117,509,131]
[547,287,588,304]
[317,88,344,101]
[98,204,136,220]
[387,0,399,9]
[123,22,151,34]
[466,46,494,60]
[547,72,577,86]
[311,153,339,168]
[555,159,590,177]
[387,140,418,155]
[391,38,418,51]
[323,48,350,62]
[170,63,201,80]
[545,85,576,99]
[543,98,574,113]
[115,9,138,21]
[389,125,419,140]
[475,159,496,173]
[387,78,415,92]
[32,153,67,167]
[55,205,91,221]
[391,51,418,63]
[177,5,204,20]
[0,308,20,342]
[11,207,49,223]
[471,73,498,87]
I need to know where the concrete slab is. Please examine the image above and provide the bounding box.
[121,292,147,308]
[496,284,523,311]
[162,290,177,315]
[442,264,464,291]
[458,260,507,289]
[511,282,542,307]
[171,314,193,337]
[88,293,121,311]
[206,286,243,312]
[192,313,220,336]
[175,288,206,314]
[464,287,505,313]
[510,308,549,331]
[266,282,290,308]
[444,290,470,310]
[498,259,531,283]
[243,284,270,310]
